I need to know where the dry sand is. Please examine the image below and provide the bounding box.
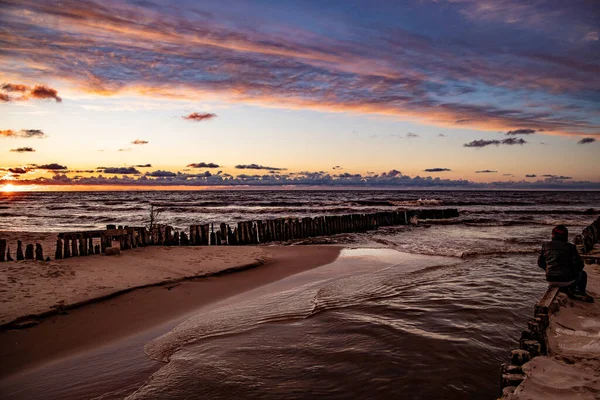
[0,231,341,377]
[0,231,269,327]
[508,250,600,400]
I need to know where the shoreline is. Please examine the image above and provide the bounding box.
[0,244,342,379]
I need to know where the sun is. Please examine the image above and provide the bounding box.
[1,183,16,193]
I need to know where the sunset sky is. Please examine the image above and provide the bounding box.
[1,0,599,190]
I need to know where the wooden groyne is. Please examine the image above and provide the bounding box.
[0,208,459,261]
[499,216,600,398]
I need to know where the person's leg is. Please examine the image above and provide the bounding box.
[574,270,587,294]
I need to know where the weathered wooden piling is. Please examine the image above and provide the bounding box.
[88,236,94,255]
[6,247,13,261]
[35,243,44,261]
[25,244,34,260]
[71,235,79,257]
[63,237,71,258]
[0,239,5,262]
[79,235,87,256]
[55,239,63,259]
[17,240,24,260]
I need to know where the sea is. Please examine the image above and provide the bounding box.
[1,190,598,399]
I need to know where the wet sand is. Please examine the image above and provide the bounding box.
[0,245,341,379]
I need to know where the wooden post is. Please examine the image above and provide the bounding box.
[0,239,5,262]
[17,240,24,260]
[173,231,180,246]
[94,244,100,254]
[25,244,34,260]
[55,239,63,260]
[180,232,189,245]
[202,224,210,246]
[210,224,217,246]
[6,247,13,261]
[79,235,87,256]
[71,237,78,257]
[35,243,44,261]
[220,223,228,245]
[227,225,235,245]
[88,236,94,254]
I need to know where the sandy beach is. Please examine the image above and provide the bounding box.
[0,230,341,378]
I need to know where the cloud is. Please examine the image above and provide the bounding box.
[30,85,62,102]
[424,168,451,172]
[406,132,419,138]
[475,170,497,173]
[464,137,527,148]
[118,148,132,152]
[437,134,447,137]
[102,167,141,174]
[525,174,537,178]
[578,137,596,144]
[2,83,28,92]
[502,137,528,145]
[1,83,62,102]
[187,162,220,168]
[38,163,67,170]
[0,129,47,138]
[332,166,343,170]
[134,164,152,168]
[506,128,537,135]
[146,170,177,177]
[2,1,599,138]
[10,147,35,152]
[542,174,572,180]
[235,164,287,171]
[6,168,599,189]
[0,93,9,102]
[131,139,149,145]
[8,167,31,174]
[182,112,217,122]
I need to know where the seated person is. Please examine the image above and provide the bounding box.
[537,225,593,303]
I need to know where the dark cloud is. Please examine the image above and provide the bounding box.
[102,167,141,174]
[2,83,28,92]
[542,175,572,180]
[406,132,419,138]
[464,137,527,148]
[38,163,67,170]
[506,129,536,135]
[0,129,47,138]
[525,174,537,178]
[8,167,30,174]
[10,147,35,152]
[134,164,152,168]
[437,134,447,137]
[332,166,343,170]
[30,85,62,102]
[578,137,596,144]
[182,112,217,122]
[1,83,62,102]
[187,162,220,168]
[146,170,177,177]
[235,164,287,171]
[502,137,528,145]
[73,170,95,173]
[424,168,451,172]
[475,170,497,173]
[131,139,149,145]
[0,93,10,102]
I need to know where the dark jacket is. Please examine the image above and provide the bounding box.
[537,240,584,282]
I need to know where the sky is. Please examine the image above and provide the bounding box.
[1,0,599,190]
